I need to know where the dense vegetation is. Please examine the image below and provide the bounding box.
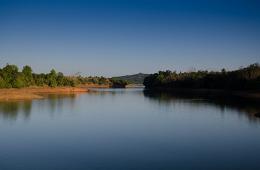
[0,64,128,88]
[110,78,129,88]
[78,76,129,88]
[113,73,150,84]
[0,64,80,88]
[144,63,260,90]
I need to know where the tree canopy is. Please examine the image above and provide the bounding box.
[144,63,260,90]
[0,64,129,88]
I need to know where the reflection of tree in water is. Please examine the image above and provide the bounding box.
[143,90,260,123]
[0,94,78,120]
[88,88,143,97]
[36,94,77,116]
[0,101,32,120]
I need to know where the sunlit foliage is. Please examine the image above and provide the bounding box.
[0,64,129,88]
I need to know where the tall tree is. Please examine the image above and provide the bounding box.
[47,69,58,87]
[2,64,19,88]
[22,65,33,86]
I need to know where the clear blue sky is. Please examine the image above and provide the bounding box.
[0,0,259,76]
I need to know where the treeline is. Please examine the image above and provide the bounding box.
[78,76,129,87]
[113,73,150,84]
[0,64,80,88]
[0,64,128,88]
[109,78,129,88]
[144,63,260,90]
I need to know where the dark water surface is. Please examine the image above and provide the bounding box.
[0,88,260,170]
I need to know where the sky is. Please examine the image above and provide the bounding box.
[0,0,259,76]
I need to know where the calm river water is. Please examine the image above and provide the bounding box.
[0,88,260,170]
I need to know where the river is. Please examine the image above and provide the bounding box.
[0,88,260,170]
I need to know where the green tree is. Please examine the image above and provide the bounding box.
[143,63,260,90]
[2,64,19,88]
[0,76,7,88]
[13,73,26,88]
[57,72,65,86]
[22,65,33,86]
[33,73,46,86]
[47,69,57,87]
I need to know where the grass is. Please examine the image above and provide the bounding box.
[0,87,88,101]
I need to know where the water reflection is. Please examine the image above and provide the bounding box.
[0,89,260,170]
[38,94,77,115]
[0,94,78,121]
[143,90,260,123]
[87,88,144,99]
[0,101,32,120]
[1,89,259,124]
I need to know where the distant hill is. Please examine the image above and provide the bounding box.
[113,73,150,84]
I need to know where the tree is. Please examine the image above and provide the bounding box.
[13,73,26,88]
[0,76,6,88]
[47,69,57,87]
[22,65,33,86]
[57,72,65,86]
[143,63,260,90]
[110,78,128,88]
[33,73,46,86]
[2,64,19,88]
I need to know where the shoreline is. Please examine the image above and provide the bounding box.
[0,87,89,101]
[0,84,143,101]
[79,84,110,88]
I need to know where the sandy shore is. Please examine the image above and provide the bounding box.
[0,87,88,101]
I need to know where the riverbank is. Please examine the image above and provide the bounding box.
[0,87,88,101]
[79,83,110,88]
[80,83,144,88]
[126,84,145,88]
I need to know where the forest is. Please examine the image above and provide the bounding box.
[143,63,260,90]
[0,64,128,88]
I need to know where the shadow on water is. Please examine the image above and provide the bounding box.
[39,94,77,113]
[0,94,78,121]
[0,101,32,120]
[88,88,144,98]
[143,89,260,123]
[1,88,259,124]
